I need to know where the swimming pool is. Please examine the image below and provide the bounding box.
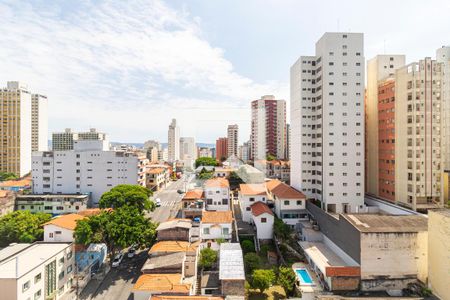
[294,268,314,286]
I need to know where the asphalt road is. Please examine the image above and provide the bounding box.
[81,174,195,300]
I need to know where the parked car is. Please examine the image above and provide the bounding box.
[177,189,184,194]
[128,245,137,258]
[155,198,161,207]
[112,252,124,267]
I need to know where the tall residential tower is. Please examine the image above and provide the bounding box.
[167,119,180,162]
[227,124,239,157]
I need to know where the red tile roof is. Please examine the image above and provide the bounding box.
[239,184,267,196]
[43,213,85,230]
[251,201,274,216]
[183,189,204,200]
[265,179,306,199]
[204,177,229,188]
[202,211,233,224]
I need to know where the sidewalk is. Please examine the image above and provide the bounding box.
[78,264,111,300]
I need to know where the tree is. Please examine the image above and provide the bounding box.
[273,218,292,241]
[198,167,214,180]
[195,157,217,168]
[266,154,276,161]
[74,206,157,264]
[228,171,244,190]
[278,267,297,296]
[0,172,18,181]
[0,211,52,247]
[241,239,255,253]
[244,252,261,273]
[252,269,275,293]
[199,247,218,269]
[99,184,155,212]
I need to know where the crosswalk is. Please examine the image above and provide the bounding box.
[159,200,178,207]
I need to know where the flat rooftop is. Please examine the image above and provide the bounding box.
[219,243,245,280]
[0,243,71,278]
[343,214,428,233]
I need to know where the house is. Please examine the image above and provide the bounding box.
[306,201,429,293]
[250,202,274,240]
[43,213,85,243]
[266,179,308,227]
[0,242,75,300]
[214,167,234,178]
[148,241,200,257]
[181,189,205,219]
[15,194,89,216]
[156,219,192,242]
[238,183,267,223]
[141,252,187,275]
[235,164,265,184]
[203,178,230,211]
[200,211,233,241]
[132,274,195,300]
[146,167,170,192]
[219,243,245,296]
[75,243,107,292]
[0,190,15,217]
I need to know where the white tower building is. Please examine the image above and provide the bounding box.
[168,119,180,162]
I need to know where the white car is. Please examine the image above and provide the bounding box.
[155,198,161,207]
[112,252,124,267]
[127,245,137,258]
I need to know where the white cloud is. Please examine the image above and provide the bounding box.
[0,0,287,143]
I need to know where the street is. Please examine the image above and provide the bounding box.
[80,174,194,300]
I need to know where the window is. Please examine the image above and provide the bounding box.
[67,251,73,260]
[58,271,65,280]
[222,228,229,235]
[222,199,228,205]
[59,257,65,265]
[34,290,41,300]
[249,197,255,202]
[67,265,73,274]
[296,200,303,206]
[23,280,30,292]
[246,207,251,211]
[34,273,42,283]
[203,228,210,234]
[284,200,289,205]
[49,232,53,238]
[261,218,267,223]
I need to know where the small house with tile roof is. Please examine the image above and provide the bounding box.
[238,183,268,222]
[200,211,233,241]
[43,213,85,243]
[250,202,274,240]
[203,178,230,211]
[132,273,195,300]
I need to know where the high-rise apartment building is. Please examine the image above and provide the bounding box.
[32,139,145,205]
[167,119,180,162]
[285,123,291,160]
[180,137,197,169]
[366,55,405,200]
[239,140,251,162]
[31,94,48,152]
[251,95,286,161]
[216,137,228,161]
[395,58,444,211]
[227,124,239,157]
[0,81,47,177]
[52,128,107,151]
[290,33,365,214]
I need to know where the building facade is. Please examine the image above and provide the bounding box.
[0,81,47,176]
[251,95,286,160]
[168,119,180,162]
[290,32,365,214]
[395,59,443,211]
[227,124,238,157]
[31,140,143,205]
[52,128,107,151]
[15,194,89,216]
[215,137,228,161]
[179,137,197,169]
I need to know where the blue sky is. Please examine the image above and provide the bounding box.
[1,0,450,143]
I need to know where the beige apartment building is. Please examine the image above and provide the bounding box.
[0,81,47,177]
[227,124,238,157]
[395,59,443,211]
[366,55,405,199]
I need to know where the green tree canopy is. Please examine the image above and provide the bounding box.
[199,247,218,269]
[195,157,218,168]
[278,266,297,296]
[266,154,276,161]
[99,184,155,212]
[198,167,215,180]
[0,172,18,181]
[241,239,255,254]
[252,269,275,293]
[74,206,157,263]
[244,252,261,273]
[0,211,52,247]
[273,217,293,241]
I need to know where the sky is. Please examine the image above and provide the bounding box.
[1,0,450,144]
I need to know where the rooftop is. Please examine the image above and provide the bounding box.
[16,194,89,199]
[201,271,220,289]
[219,243,245,280]
[251,201,274,217]
[342,214,428,233]
[157,219,192,231]
[239,183,267,196]
[149,241,199,254]
[202,211,233,224]
[43,213,85,230]
[266,179,306,199]
[132,274,191,294]
[0,178,32,188]
[0,243,71,278]
[147,168,165,174]
[204,177,229,189]
[141,252,186,272]
[77,208,112,217]
[152,296,223,300]
[183,189,204,200]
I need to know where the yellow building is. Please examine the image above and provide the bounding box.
[428,209,450,300]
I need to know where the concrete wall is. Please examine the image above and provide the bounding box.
[252,213,274,240]
[428,210,450,300]
[44,225,74,243]
[307,201,361,263]
[330,277,359,291]
[157,228,190,241]
[221,279,245,296]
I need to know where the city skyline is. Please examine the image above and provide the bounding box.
[1,0,450,143]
